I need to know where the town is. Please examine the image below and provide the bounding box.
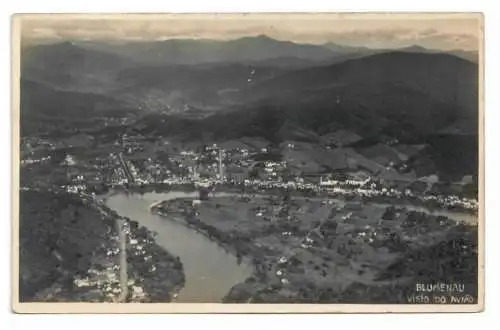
[20,128,478,214]
[19,122,479,303]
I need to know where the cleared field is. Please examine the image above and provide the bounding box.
[239,136,271,150]
[282,145,387,175]
[174,194,478,303]
[357,143,408,165]
[320,129,363,146]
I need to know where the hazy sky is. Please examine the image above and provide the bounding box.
[19,13,482,51]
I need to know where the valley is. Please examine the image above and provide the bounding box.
[18,33,480,304]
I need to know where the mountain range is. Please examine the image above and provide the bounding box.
[20,37,479,130]
[19,35,480,180]
[26,35,478,66]
[21,37,479,110]
[75,35,350,65]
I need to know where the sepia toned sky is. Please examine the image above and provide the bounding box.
[19,13,482,51]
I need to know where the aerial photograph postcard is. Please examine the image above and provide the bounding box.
[12,12,483,313]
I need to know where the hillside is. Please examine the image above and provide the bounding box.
[20,79,135,136]
[396,45,478,63]
[242,51,478,117]
[119,51,478,135]
[114,63,286,108]
[21,41,135,92]
[117,63,282,87]
[20,79,131,118]
[19,190,114,301]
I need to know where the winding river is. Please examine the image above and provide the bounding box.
[103,190,476,302]
[104,191,254,303]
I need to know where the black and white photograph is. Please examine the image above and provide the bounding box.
[12,12,483,313]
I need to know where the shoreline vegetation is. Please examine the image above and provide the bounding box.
[108,182,478,216]
[149,191,477,304]
[19,188,185,303]
[149,198,260,303]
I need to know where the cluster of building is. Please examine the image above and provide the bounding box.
[105,140,479,212]
[126,224,158,275]
[423,194,478,211]
[20,155,52,166]
[72,257,145,302]
[20,131,478,213]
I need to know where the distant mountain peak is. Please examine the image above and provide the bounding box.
[235,34,280,43]
[254,34,274,40]
[399,44,430,52]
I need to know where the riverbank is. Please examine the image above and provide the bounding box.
[150,199,264,302]
[150,198,254,271]
[123,217,185,302]
[96,200,185,302]
[105,191,253,302]
[104,181,478,217]
[151,193,478,303]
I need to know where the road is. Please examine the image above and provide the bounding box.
[115,217,128,302]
